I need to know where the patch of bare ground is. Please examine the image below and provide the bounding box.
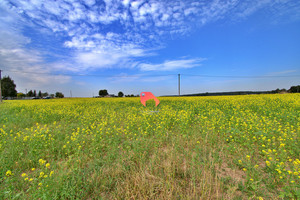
[217,162,246,184]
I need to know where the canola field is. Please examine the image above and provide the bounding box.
[0,94,299,199]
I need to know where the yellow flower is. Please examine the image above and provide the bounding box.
[6,170,12,177]
[45,163,50,168]
[258,197,264,200]
[250,178,253,181]
[21,173,27,177]
[243,168,247,172]
[50,171,54,177]
[268,157,272,161]
[39,172,45,178]
[31,168,35,171]
[246,155,250,160]
[294,172,298,175]
[24,177,28,181]
[44,175,48,178]
[238,160,242,164]
[291,180,295,183]
[38,182,42,186]
[266,161,271,166]
[29,178,33,182]
[254,165,259,168]
[39,159,46,165]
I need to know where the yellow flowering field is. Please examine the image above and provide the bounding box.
[0,94,299,199]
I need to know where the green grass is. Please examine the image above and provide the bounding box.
[0,94,299,199]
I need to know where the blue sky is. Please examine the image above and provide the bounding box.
[0,0,299,97]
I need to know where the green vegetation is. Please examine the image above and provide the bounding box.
[0,94,299,199]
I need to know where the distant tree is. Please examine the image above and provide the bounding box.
[27,90,34,97]
[118,91,124,97]
[17,92,25,98]
[38,90,42,97]
[288,85,300,93]
[55,92,64,98]
[50,94,55,98]
[33,90,37,97]
[99,89,108,97]
[1,76,17,97]
[130,94,134,97]
[42,92,49,97]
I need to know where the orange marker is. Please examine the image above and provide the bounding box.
[140,92,160,107]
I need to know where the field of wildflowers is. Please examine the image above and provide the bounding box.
[0,94,299,199]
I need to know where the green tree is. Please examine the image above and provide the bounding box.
[50,94,55,98]
[99,89,108,97]
[1,76,17,97]
[33,90,37,97]
[27,90,34,97]
[55,92,64,98]
[118,91,124,97]
[38,90,42,97]
[288,85,300,93]
[17,92,25,98]
[42,92,49,97]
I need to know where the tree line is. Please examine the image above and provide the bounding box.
[98,89,139,98]
[1,76,64,99]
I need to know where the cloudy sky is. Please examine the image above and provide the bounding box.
[0,0,300,97]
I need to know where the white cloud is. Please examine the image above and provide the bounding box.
[0,5,71,89]
[108,73,172,83]
[267,70,298,76]
[1,0,300,75]
[139,58,206,71]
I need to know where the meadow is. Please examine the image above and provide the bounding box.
[0,94,299,199]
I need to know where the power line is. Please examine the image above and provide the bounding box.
[181,74,300,78]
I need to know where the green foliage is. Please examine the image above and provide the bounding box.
[99,89,108,97]
[17,93,25,98]
[288,85,300,93]
[0,94,299,199]
[1,76,17,97]
[118,91,124,97]
[42,92,49,97]
[55,92,64,98]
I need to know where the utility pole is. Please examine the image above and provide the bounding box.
[178,74,180,96]
[0,70,2,102]
[70,90,72,98]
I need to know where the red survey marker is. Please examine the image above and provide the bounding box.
[140,92,160,107]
